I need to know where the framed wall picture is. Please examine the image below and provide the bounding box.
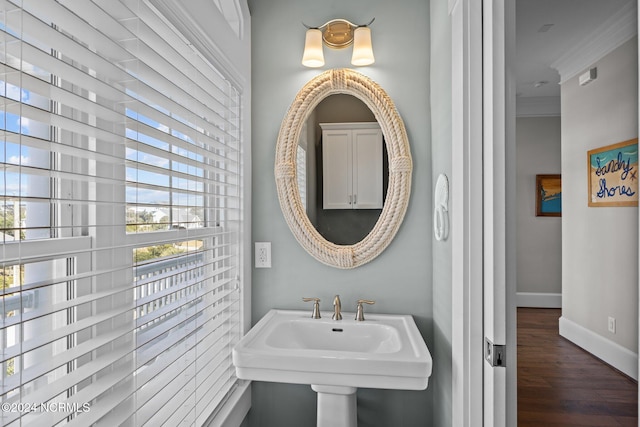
[587,138,638,207]
[536,174,562,217]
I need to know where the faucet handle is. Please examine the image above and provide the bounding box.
[355,299,375,321]
[302,297,321,319]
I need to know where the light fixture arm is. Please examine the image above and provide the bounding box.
[358,18,375,28]
[301,18,375,31]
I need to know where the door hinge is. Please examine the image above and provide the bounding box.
[485,337,506,367]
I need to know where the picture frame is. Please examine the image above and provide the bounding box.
[536,174,561,217]
[587,138,638,207]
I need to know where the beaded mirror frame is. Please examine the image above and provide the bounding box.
[275,68,412,268]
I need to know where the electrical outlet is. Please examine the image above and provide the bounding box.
[608,316,616,334]
[255,242,271,268]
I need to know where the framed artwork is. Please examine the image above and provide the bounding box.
[587,138,638,207]
[536,174,561,217]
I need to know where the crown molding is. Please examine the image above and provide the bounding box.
[551,2,637,84]
[516,96,560,118]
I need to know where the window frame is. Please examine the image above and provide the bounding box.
[0,1,251,425]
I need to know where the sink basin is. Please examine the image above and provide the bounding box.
[264,318,402,353]
[232,309,432,390]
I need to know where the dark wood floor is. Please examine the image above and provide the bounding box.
[518,308,638,426]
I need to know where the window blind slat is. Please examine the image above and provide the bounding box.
[22,364,136,427]
[134,307,238,404]
[163,364,230,427]
[118,0,232,94]
[63,0,239,130]
[3,305,132,358]
[125,118,240,165]
[7,335,134,405]
[106,0,236,105]
[136,297,235,363]
[195,375,237,426]
[6,3,239,143]
[3,99,123,145]
[63,390,135,427]
[134,323,228,391]
[106,0,241,124]
[1,323,131,392]
[162,355,234,427]
[134,280,235,330]
[13,348,135,427]
[0,18,132,102]
[1,131,120,170]
[0,283,131,341]
[0,62,123,125]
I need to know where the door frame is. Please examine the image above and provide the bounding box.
[450,0,484,425]
[482,0,517,426]
[450,0,516,425]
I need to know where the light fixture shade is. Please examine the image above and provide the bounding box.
[302,28,324,68]
[351,26,375,66]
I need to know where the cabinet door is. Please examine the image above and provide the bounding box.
[352,128,383,209]
[323,130,353,209]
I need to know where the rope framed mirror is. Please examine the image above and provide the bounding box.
[275,68,412,268]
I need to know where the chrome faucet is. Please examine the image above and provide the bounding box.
[332,295,342,320]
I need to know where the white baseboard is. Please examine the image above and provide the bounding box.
[559,316,638,380]
[516,292,562,308]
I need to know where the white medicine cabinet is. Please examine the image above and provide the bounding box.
[321,122,383,210]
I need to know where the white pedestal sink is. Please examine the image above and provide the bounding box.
[232,309,432,427]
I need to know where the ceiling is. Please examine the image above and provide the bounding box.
[184,0,635,111]
[516,0,634,100]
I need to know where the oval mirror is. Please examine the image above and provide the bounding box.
[301,94,387,245]
[275,69,412,268]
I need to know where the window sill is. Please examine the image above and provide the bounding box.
[204,380,251,427]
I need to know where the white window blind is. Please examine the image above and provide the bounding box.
[0,1,243,426]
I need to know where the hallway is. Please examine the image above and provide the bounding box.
[518,308,638,426]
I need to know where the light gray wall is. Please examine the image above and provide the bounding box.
[248,1,433,426]
[430,0,452,426]
[561,37,638,352]
[516,117,562,295]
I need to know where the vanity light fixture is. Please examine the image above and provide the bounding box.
[301,18,375,68]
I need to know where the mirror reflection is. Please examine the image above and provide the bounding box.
[297,94,389,245]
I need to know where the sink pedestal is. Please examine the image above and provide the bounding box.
[311,385,357,427]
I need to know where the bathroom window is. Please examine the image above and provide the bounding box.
[0,2,244,426]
